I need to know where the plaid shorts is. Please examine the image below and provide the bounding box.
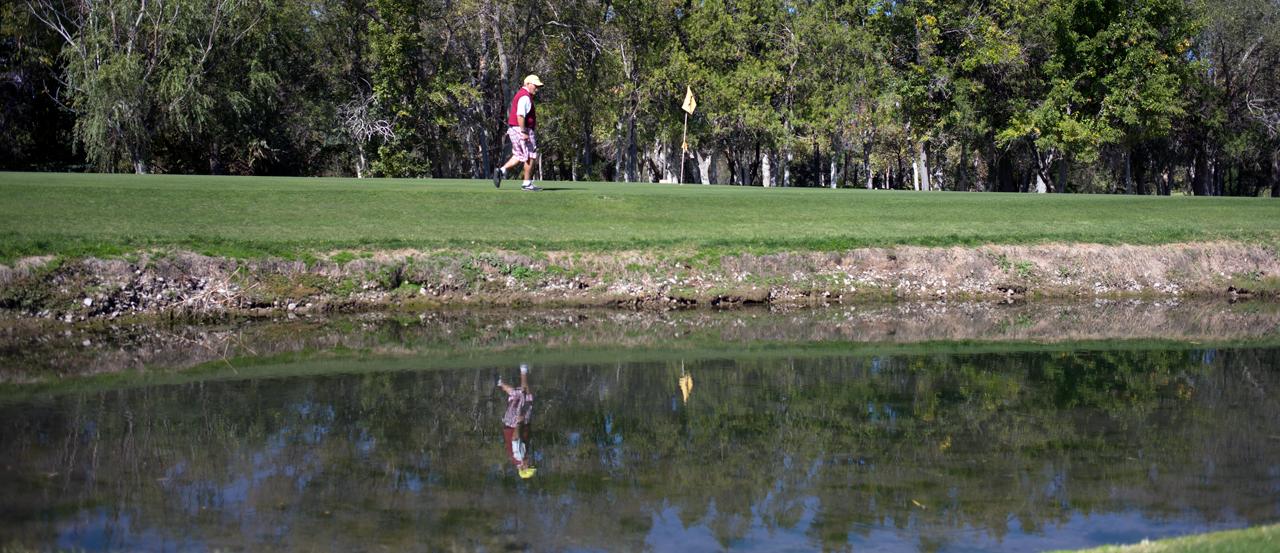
[507,127,538,162]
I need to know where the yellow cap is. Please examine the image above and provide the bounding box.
[524,75,544,87]
[519,467,537,479]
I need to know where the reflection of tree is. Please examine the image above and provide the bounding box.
[1,348,1278,550]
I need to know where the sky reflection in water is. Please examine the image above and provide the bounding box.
[1,312,1278,552]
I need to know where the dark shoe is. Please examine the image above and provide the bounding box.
[493,168,502,188]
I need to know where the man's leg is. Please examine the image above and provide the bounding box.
[495,155,521,188]
[502,155,522,172]
[521,160,542,191]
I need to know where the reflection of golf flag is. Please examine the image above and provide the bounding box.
[682,86,697,115]
[679,373,693,404]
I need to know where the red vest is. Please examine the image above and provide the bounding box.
[507,87,536,130]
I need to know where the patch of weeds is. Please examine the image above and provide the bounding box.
[992,253,1013,272]
[373,264,405,289]
[1013,260,1034,279]
[1227,271,1280,295]
[506,265,538,281]
[992,253,1034,279]
[0,257,65,311]
[330,251,357,266]
[247,273,331,303]
[543,264,578,278]
[333,277,359,297]
[390,281,423,298]
[459,257,486,284]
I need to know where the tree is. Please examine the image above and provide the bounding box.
[26,0,266,173]
[338,93,394,178]
[999,0,1196,194]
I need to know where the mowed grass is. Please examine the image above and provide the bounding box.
[1052,524,1280,553]
[1,171,1279,261]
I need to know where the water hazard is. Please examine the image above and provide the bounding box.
[1,302,1279,551]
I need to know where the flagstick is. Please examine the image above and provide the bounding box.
[679,111,689,185]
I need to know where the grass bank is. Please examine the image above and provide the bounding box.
[1053,524,1280,552]
[2,172,1279,261]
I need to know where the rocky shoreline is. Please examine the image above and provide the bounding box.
[4,300,1279,385]
[1,242,1278,322]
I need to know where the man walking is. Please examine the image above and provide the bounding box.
[494,75,544,191]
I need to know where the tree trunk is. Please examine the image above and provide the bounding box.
[830,134,841,189]
[697,149,713,185]
[917,142,930,191]
[1124,148,1134,194]
[1271,152,1279,198]
[1133,148,1147,195]
[1056,156,1068,193]
[614,121,625,182]
[480,125,493,179]
[783,145,792,187]
[812,138,820,187]
[209,143,224,175]
[626,112,638,182]
[661,140,677,183]
[1212,156,1223,196]
[762,151,773,187]
[842,149,853,190]
[1192,149,1209,195]
[580,117,592,182]
[864,143,873,189]
[489,5,509,92]
[911,152,920,190]
[997,155,1016,192]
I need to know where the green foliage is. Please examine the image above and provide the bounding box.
[8,0,1280,196]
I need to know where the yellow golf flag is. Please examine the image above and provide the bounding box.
[682,86,697,115]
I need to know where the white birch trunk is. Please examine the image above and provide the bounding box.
[697,150,713,185]
[762,154,773,187]
[917,143,931,191]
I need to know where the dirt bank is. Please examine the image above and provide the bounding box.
[3,301,1279,384]
[1,242,1278,322]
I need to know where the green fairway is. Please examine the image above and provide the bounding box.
[1053,524,1280,553]
[2,172,1278,261]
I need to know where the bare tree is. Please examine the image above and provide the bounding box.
[338,93,394,178]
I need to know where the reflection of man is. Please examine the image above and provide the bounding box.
[498,363,535,479]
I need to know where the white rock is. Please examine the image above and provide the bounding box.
[83,298,93,307]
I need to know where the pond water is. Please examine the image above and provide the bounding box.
[1,302,1279,552]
